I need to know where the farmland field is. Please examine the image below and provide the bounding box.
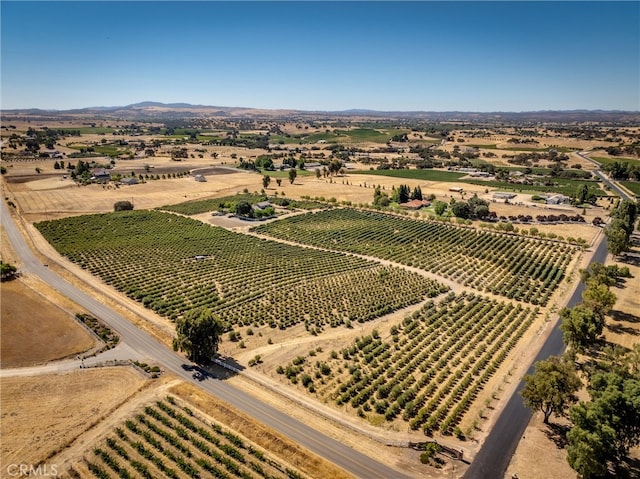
[351,169,466,182]
[620,180,640,196]
[277,292,538,435]
[35,210,446,330]
[270,128,409,145]
[80,396,314,479]
[1,368,146,469]
[591,156,640,167]
[0,278,95,367]
[352,168,606,196]
[253,208,578,306]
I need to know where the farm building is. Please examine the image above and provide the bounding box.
[40,150,64,159]
[120,177,139,185]
[493,192,517,201]
[544,194,571,205]
[449,187,463,193]
[400,199,431,210]
[194,174,206,182]
[253,201,272,210]
[91,168,110,181]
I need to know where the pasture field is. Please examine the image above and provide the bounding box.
[269,128,409,145]
[620,180,640,196]
[591,156,640,167]
[463,177,605,196]
[253,208,578,306]
[35,210,446,331]
[352,169,466,182]
[277,292,538,436]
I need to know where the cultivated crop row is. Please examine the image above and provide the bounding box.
[83,397,304,479]
[36,210,446,330]
[253,208,577,305]
[278,292,538,434]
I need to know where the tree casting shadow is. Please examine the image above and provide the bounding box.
[542,422,570,449]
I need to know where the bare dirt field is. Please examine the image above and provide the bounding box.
[0,367,147,470]
[0,278,95,367]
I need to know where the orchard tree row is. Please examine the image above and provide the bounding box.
[278,292,538,436]
[254,208,577,305]
[35,210,446,332]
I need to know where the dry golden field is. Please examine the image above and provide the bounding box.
[0,367,148,469]
[0,278,95,367]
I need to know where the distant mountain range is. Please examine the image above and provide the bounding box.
[2,101,639,123]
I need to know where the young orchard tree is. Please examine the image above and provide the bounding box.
[173,308,224,363]
[521,355,581,424]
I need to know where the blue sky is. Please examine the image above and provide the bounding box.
[1,1,638,112]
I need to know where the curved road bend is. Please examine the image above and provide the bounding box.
[464,230,609,478]
[0,199,410,479]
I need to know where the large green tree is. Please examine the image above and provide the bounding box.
[234,200,253,217]
[173,308,224,363]
[582,282,616,319]
[288,168,297,184]
[566,425,609,479]
[606,199,638,256]
[560,305,605,353]
[568,372,640,477]
[521,355,581,424]
[1,261,17,281]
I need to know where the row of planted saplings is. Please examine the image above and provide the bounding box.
[85,397,302,479]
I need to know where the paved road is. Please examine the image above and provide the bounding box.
[463,235,609,479]
[464,152,635,479]
[0,197,410,479]
[577,151,636,201]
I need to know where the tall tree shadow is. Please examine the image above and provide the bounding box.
[543,422,570,449]
[612,456,640,479]
[609,309,640,324]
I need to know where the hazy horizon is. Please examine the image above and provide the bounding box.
[2,1,638,112]
[3,100,639,114]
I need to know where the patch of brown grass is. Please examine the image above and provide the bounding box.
[1,279,95,367]
[0,367,147,468]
